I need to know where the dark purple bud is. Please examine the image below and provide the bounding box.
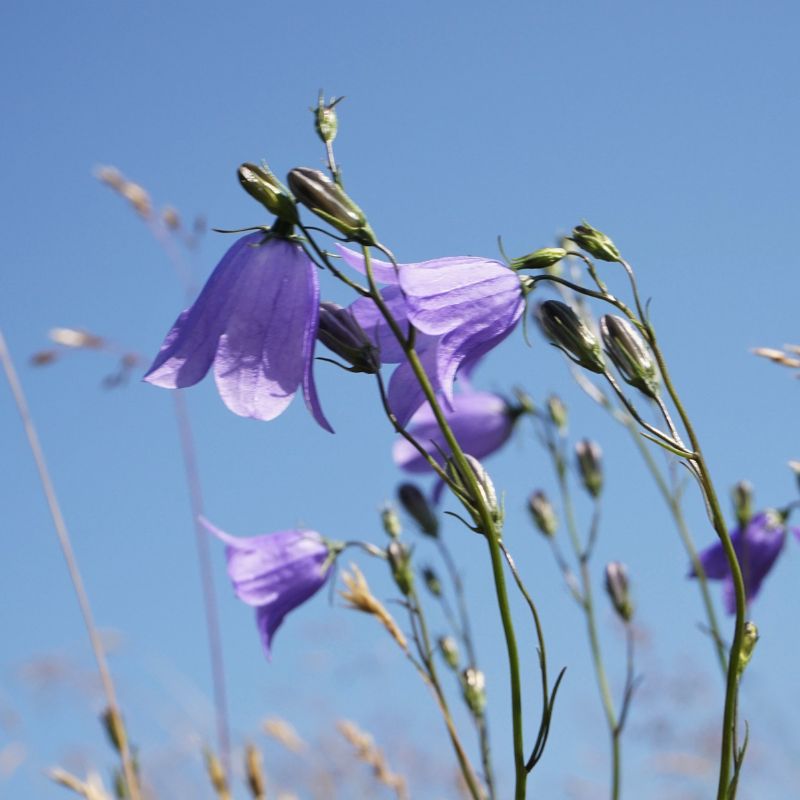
[576,439,603,498]
[536,301,605,374]
[317,302,380,373]
[287,167,375,244]
[604,561,634,622]
[421,566,442,597]
[570,221,621,262]
[238,163,299,224]
[397,483,439,538]
[600,314,659,398]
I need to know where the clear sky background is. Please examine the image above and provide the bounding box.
[2,1,800,798]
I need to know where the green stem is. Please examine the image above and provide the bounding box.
[622,418,727,674]
[359,246,527,799]
[555,457,620,800]
[645,331,747,798]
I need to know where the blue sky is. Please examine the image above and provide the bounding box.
[2,1,800,797]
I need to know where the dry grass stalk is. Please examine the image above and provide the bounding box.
[339,564,408,651]
[752,345,800,370]
[337,719,409,800]
[245,743,267,799]
[95,165,152,218]
[48,768,112,800]
[262,716,306,754]
[204,749,232,800]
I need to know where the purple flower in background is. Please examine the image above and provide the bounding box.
[201,517,333,658]
[393,390,519,474]
[145,232,332,431]
[337,246,526,426]
[691,510,799,613]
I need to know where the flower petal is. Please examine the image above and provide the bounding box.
[335,245,401,285]
[213,239,321,421]
[144,232,264,388]
[348,286,413,364]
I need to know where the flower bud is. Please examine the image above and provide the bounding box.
[381,505,402,539]
[528,490,558,537]
[732,480,754,528]
[317,302,380,373]
[237,163,299,224]
[387,540,414,596]
[461,668,487,717]
[604,562,634,622]
[570,221,621,262]
[204,749,229,796]
[600,314,659,398]
[511,247,568,271]
[536,301,605,374]
[789,461,800,494]
[422,566,442,597]
[101,707,128,755]
[397,482,439,538]
[546,393,568,433]
[439,635,460,670]
[446,454,502,530]
[245,743,267,798]
[576,439,603,498]
[287,167,375,244]
[737,621,759,676]
[313,92,343,144]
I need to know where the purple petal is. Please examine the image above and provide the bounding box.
[400,257,523,336]
[393,391,514,473]
[348,286,414,364]
[386,343,445,428]
[335,245,401,285]
[144,232,264,388]
[691,538,731,580]
[212,239,320,421]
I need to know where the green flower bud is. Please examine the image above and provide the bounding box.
[511,247,568,271]
[439,635,460,670]
[737,621,759,676]
[570,221,621,262]
[528,490,558,537]
[287,167,375,244]
[732,480,754,528]
[101,707,128,755]
[313,92,343,145]
[317,302,380,374]
[421,565,442,597]
[446,454,502,530]
[397,482,439,538]
[604,561,634,622]
[546,393,568,433]
[237,163,299,224]
[600,314,659,398]
[536,301,605,374]
[461,668,487,717]
[381,505,402,539]
[576,439,603,498]
[387,540,414,596]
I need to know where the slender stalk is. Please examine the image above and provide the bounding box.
[436,537,478,666]
[554,453,620,800]
[358,245,527,799]
[644,329,747,798]
[0,329,141,800]
[172,391,232,773]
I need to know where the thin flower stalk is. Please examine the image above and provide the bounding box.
[357,244,528,799]
[0,330,141,800]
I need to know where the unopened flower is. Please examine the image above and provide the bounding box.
[201,517,334,658]
[575,439,603,498]
[600,314,659,398]
[690,510,800,613]
[536,301,605,374]
[397,483,439,537]
[570,221,621,262]
[461,667,487,717]
[604,561,634,622]
[145,232,332,430]
[317,301,380,373]
[337,246,526,426]
[393,391,518,474]
[528,490,558,537]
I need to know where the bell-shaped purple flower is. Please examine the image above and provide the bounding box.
[201,516,333,658]
[337,246,526,426]
[393,390,518,474]
[145,232,332,431]
[691,510,799,613]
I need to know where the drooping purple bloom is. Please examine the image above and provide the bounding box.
[145,232,332,431]
[337,246,526,426]
[393,390,518,474]
[201,516,333,658]
[691,511,799,613]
